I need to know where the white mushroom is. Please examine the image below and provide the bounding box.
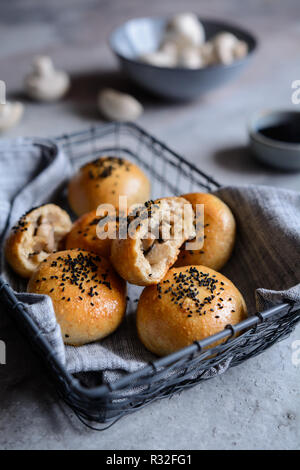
[138,16,248,69]
[199,41,218,66]
[0,101,24,132]
[139,50,177,68]
[177,45,204,69]
[157,36,205,69]
[234,40,249,60]
[24,56,70,102]
[159,34,192,54]
[158,40,178,58]
[165,13,205,47]
[98,88,143,122]
[212,32,248,65]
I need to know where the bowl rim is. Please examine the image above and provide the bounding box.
[109,15,258,73]
[248,109,300,152]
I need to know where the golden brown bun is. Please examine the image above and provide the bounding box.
[137,265,247,356]
[27,249,127,346]
[68,156,151,216]
[65,209,124,258]
[175,193,236,271]
[5,204,72,278]
[111,197,195,286]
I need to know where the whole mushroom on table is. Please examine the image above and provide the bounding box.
[0,101,24,132]
[24,55,70,102]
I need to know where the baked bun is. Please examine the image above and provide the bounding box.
[5,204,72,278]
[68,156,151,216]
[137,265,247,356]
[27,249,127,346]
[65,209,124,258]
[175,193,236,271]
[111,197,195,286]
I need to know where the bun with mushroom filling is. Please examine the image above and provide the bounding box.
[137,265,247,356]
[65,208,126,258]
[5,204,72,278]
[175,193,236,271]
[27,249,127,346]
[111,197,195,286]
[68,156,151,216]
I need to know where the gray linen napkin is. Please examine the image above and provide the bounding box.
[0,138,299,388]
[215,186,300,312]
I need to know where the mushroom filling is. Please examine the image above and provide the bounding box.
[142,222,174,265]
[32,216,56,254]
[25,211,70,263]
[135,198,195,279]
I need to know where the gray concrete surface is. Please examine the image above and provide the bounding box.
[0,0,299,450]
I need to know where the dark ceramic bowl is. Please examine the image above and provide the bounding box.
[249,110,300,171]
[109,16,257,100]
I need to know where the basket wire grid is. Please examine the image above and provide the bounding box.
[0,122,298,430]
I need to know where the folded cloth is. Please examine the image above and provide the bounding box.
[0,138,73,386]
[215,186,300,312]
[0,138,299,388]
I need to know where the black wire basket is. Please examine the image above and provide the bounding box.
[0,122,299,430]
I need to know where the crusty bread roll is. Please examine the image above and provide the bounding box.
[65,209,125,258]
[111,197,195,286]
[27,249,127,346]
[175,193,236,271]
[137,265,247,356]
[5,204,72,278]
[68,156,151,216]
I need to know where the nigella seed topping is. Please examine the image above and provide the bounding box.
[11,205,47,233]
[43,251,113,301]
[155,267,230,319]
[126,199,159,227]
[84,156,131,180]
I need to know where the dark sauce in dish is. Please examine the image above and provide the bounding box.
[258,117,300,144]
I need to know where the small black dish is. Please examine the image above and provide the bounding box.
[249,110,300,171]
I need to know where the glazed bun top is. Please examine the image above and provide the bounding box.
[175,192,236,271]
[27,249,127,346]
[5,204,72,278]
[137,265,247,356]
[68,156,151,216]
